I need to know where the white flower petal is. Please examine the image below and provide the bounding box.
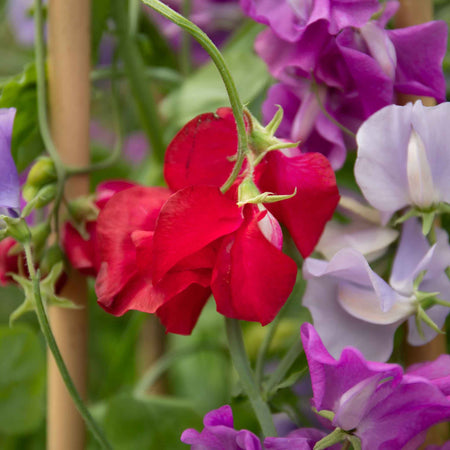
[355,103,413,213]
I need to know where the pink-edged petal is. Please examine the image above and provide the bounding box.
[256,151,339,258]
[300,323,403,411]
[156,283,211,335]
[410,101,450,204]
[164,110,237,191]
[95,186,171,303]
[389,21,447,102]
[211,206,297,325]
[302,277,399,362]
[152,185,243,282]
[355,103,413,213]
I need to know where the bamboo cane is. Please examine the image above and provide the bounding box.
[47,1,91,449]
[394,0,448,445]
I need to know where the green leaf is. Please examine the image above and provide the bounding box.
[102,394,203,450]
[161,22,270,127]
[0,325,45,434]
[0,64,44,172]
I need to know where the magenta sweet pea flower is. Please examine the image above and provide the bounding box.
[181,405,262,449]
[301,323,450,449]
[407,354,450,397]
[355,101,450,216]
[264,428,340,449]
[303,218,450,361]
[241,0,381,42]
[0,108,20,216]
[251,1,447,168]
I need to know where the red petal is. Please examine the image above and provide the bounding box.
[256,151,339,258]
[0,237,19,285]
[211,206,297,325]
[164,112,237,191]
[95,180,136,209]
[63,222,98,276]
[95,186,171,304]
[152,185,243,282]
[156,284,211,335]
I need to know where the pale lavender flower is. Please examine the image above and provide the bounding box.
[355,101,450,216]
[303,218,450,361]
[0,108,20,216]
[301,323,450,449]
[181,405,262,449]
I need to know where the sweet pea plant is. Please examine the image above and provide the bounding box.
[0,0,449,449]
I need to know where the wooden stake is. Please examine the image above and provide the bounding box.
[47,1,91,449]
[395,0,448,445]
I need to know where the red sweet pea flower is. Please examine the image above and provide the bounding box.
[0,237,20,286]
[152,185,297,329]
[164,108,339,257]
[62,180,135,276]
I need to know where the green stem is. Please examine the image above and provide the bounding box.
[255,314,281,387]
[134,343,227,396]
[225,318,277,437]
[140,0,248,193]
[34,0,66,240]
[23,243,112,449]
[180,0,192,75]
[34,0,65,179]
[264,339,303,397]
[112,0,166,163]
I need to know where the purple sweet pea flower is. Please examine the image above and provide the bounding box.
[181,405,262,449]
[241,0,382,42]
[407,354,450,397]
[145,0,243,64]
[7,0,47,46]
[355,101,450,216]
[253,3,447,168]
[303,218,450,361]
[0,108,20,216]
[301,323,450,449]
[265,428,340,450]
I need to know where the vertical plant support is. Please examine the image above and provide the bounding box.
[395,0,448,445]
[47,0,91,448]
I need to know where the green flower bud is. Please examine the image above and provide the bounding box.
[26,157,57,189]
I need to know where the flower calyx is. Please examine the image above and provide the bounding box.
[412,270,448,339]
[0,216,31,243]
[237,177,296,207]
[245,106,299,164]
[9,263,77,326]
